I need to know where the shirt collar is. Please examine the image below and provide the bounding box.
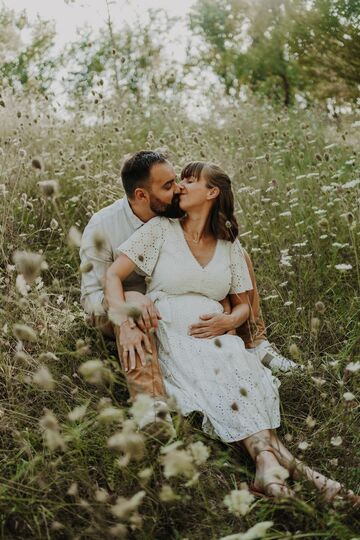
[122,195,144,230]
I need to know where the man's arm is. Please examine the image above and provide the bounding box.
[188,292,250,339]
[79,220,113,316]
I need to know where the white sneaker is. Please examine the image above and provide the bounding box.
[254,341,303,373]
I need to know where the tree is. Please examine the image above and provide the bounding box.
[290,0,360,103]
[62,9,184,107]
[188,0,360,106]
[188,0,303,106]
[0,6,58,95]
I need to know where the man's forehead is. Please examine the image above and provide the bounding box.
[150,162,176,182]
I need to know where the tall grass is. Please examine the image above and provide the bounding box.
[0,91,359,539]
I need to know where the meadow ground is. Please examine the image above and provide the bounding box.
[0,94,359,539]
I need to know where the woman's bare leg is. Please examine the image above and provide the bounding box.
[267,430,349,501]
[241,429,293,497]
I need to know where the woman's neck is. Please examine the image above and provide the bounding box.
[180,210,211,241]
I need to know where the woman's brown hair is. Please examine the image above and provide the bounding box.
[180,161,239,242]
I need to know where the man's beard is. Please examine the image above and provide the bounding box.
[149,193,185,218]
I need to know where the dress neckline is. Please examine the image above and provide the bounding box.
[175,220,219,270]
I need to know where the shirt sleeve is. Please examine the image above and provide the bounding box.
[115,216,167,276]
[79,218,113,316]
[229,239,253,294]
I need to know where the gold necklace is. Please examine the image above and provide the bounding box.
[182,228,202,244]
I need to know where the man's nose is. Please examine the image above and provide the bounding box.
[174,183,182,194]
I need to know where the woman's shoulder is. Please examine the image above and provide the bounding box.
[142,216,172,231]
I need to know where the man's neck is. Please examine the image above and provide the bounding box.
[127,197,156,223]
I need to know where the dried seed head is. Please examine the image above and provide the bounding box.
[315,301,325,314]
[13,250,43,283]
[31,157,43,170]
[68,226,82,247]
[289,343,300,360]
[13,323,37,342]
[92,231,105,252]
[80,261,93,273]
[38,179,59,198]
[311,317,320,335]
[32,365,55,390]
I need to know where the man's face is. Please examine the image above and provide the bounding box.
[147,162,185,218]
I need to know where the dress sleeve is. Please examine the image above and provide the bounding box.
[115,216,167,276]
[229,239,253,294]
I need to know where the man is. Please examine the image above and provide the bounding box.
[80,151,298,429]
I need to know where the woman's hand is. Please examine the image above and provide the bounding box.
[118,320,152,372]
[124,291,161,331]
[188,312,235,339]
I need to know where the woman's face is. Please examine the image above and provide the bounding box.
[179,171,216,211]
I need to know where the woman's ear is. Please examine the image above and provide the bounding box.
[207,186,220,200]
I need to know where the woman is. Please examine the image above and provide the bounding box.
[105,161,356,502]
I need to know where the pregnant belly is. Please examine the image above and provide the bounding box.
[148,292,224,336]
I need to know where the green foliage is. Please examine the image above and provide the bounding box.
[0,6,57,95]
[189,0,360,106]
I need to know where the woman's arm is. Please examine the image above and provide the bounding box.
[105,254,151,372]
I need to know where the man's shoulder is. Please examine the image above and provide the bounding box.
[86,198,125,228]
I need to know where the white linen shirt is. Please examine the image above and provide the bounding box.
[79,196,146,316]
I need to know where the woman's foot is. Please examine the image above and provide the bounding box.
[253,449,294,498]
[293,460,357,503]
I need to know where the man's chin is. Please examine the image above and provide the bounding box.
[156,206,186,218]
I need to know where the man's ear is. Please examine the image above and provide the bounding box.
[133,187,149,202]
[207,186,220,200]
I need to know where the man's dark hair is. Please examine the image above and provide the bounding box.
[121,151,167,198]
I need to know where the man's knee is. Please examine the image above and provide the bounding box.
[87,313,115,339]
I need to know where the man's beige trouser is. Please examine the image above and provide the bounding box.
[89,250,267,401]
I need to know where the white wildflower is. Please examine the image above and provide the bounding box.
[220,521,274,540]
[343,392,355,401]
[298,441,310,451]
[223,488,254,517]
[335,263,352,271]
[188,441,210,465]
[330,436,343,447]
[162,448,195,479]
[345,361,360,373]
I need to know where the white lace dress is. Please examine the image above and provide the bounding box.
[117,217,280,442]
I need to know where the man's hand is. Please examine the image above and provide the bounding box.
[124,291,161,332]
[188,312,235,339]
[119,320,152,372]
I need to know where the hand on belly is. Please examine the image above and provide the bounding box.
[188,312,233,339]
